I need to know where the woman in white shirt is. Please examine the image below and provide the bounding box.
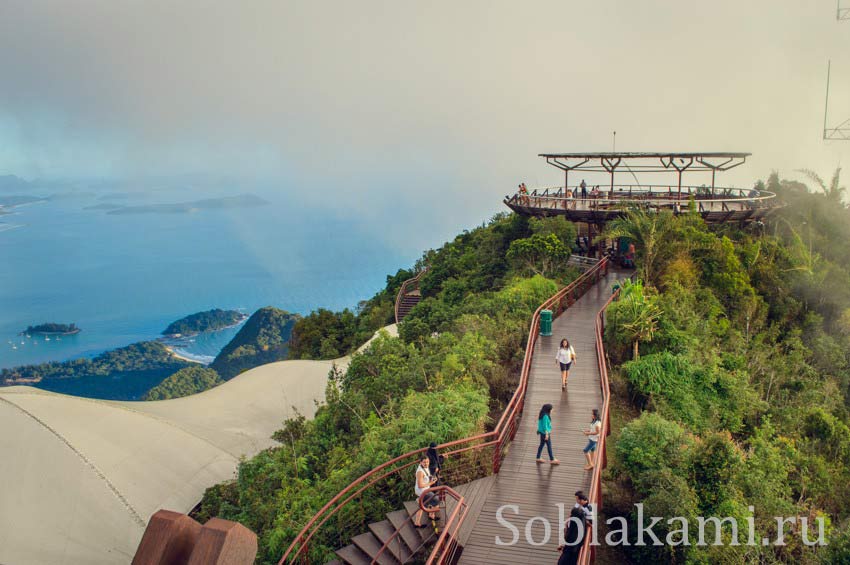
[582,409,602,470]
[556,338,576,390]
[413,455,439,527]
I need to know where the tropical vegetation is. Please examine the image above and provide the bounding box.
[600,169,850,563]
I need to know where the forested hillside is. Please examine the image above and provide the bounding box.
[162,309,246,336]
[193,172,850,564]
[144,366,224,400]
[1,341,189,386]
[210,307,299,380]
[600,170,850,563]
[194,214,580,562]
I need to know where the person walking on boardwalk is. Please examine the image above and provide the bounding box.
[556,338,576,390]
[536,403,560,465]
[582,409,602,470]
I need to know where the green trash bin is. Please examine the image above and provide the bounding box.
[540,309,553,337]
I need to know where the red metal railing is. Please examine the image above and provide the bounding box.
[576,287,620,565]
[279,259,609,564]
[423,486,468,565]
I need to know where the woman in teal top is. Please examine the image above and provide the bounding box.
[536,403,559,464]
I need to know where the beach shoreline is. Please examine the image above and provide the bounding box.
[165,346,204,364]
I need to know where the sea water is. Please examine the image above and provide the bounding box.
[0,188,413,372]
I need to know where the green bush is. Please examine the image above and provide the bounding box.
[615,412,694,492]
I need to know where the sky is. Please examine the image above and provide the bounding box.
[1,0,849,248]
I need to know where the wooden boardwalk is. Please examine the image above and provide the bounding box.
[458,270,620,564]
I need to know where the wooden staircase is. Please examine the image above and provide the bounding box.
[330,476,494,565]
[394,269,428,325]
[331,497,440,564]
[396,290,422,323]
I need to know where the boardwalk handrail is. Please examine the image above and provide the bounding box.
[394,267,428,324]
[576,287,620,565]
[279,259,609,564]
[567,255,600,270]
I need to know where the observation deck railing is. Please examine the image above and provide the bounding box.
[507,184,778,212]
[279,259,610,564]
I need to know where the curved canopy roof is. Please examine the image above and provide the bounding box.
[0,326,396,565]
[538,152,751,173]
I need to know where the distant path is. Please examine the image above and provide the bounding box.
[459,272,619,564]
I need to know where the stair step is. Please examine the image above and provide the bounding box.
[369,520,412,563]
[351,532,400,565]
[335,544,372,565]
[387,510,423,556]
[403,500,439,545]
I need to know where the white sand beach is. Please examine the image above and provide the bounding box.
[0,325,396,565]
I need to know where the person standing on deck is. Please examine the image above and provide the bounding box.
[556,338,576,390]
[519,183,529,206]
[582,409,602,470]
[535,404,560,465]
[580,179,587,199]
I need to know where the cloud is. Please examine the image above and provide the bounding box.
[0,0,848,242]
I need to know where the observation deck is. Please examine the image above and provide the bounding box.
[506,152,782,224]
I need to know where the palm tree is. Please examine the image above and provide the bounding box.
[597,207,678,287]
[797,168,846,204]
[609,279,661,359]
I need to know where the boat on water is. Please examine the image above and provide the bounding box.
[45,337,51,341]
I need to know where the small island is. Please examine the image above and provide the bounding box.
[162,309,248,337]
[22,322,81,335]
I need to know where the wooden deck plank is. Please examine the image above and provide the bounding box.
[457,270,621,564]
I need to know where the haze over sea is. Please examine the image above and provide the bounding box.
[0,183,414,370]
